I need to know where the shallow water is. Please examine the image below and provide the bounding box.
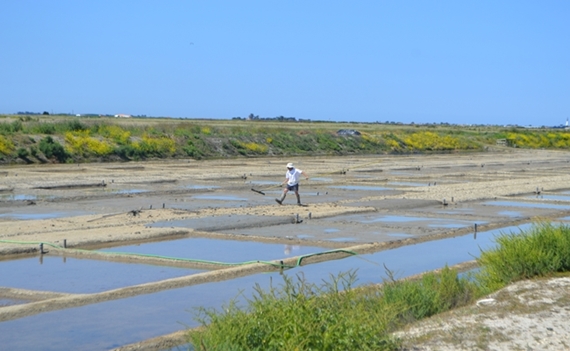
[0,298,28,307]
[0,194,41,201]
[428,223,471,228]
[524,194,570,202]
[185,184,220,189]
[323,228,340,233]
[0,223,535,350]
[221,212,483,242]
[223,220,419,243]
[485,200,570,210]
[360,215,427,223]
[295,222,534,285]
[0,210,90,220]
[388,181,427,187]
[192,194,249,201]
[328,185,391,191]
[0,256,203,294]
[100,238,327,264]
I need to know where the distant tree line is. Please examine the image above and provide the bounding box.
[232,113,302,122]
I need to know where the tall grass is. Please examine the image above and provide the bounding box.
[475,222,570,293]
[188,222,570,350]
[382,267,476,325]
[190,271,401,351]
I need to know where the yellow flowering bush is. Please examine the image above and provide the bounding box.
[65,131,113,156]
[517,132,570,149]
[404,131,461,151]
[133,135,176,156]
[361,133,379,144]
[240,141,268,154]
[99,125,131,145]
[0,135,14,155]
[506,132,557,149]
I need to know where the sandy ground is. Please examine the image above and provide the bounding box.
[2,148,570,350]
[397,276,570,351]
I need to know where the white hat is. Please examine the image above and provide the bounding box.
[286,163,294,168]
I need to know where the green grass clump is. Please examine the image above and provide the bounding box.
[475,222,570,293]
[190,271,401,351]
[0,120,23,134]
[382,266,477,324]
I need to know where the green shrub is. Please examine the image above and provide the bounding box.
[183,140,205,159]
[16,148,29,159]
[30,122,57,135]
[64,119,87,132]
[39,136,68,163]
[115,144,142,160]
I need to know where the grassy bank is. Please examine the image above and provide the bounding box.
[2,114,567,164]
[188,222,570,350]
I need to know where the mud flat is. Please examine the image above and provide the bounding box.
[2,149,570,350]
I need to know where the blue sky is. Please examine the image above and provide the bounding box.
[1,1,569,126]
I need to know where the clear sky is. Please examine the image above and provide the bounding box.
[1,1,569,126]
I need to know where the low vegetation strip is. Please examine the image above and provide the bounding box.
[187,222,570,351]
[2,114,568,164]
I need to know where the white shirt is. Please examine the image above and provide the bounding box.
[286,168,303,186]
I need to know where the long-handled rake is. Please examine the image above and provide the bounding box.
[250,183,282,196]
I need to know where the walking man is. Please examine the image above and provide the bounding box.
[275,163,309,206]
